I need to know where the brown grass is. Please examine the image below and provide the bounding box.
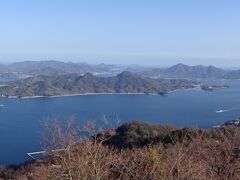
[1,120,240,180]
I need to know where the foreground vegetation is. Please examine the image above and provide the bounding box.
[1,121,240,180]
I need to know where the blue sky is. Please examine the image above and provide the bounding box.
[0,0,240,67]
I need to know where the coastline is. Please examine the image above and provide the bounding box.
[167,86,200,94]
[1,86,201,99]
[3,92,146,99]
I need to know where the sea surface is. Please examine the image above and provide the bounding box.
[0,79,240,165]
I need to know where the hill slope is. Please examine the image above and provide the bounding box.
[1,121,240,179]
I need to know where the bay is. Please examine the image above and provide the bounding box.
[0,79,240,165]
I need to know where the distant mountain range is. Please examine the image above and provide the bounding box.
[0,60,123,76]
[164,63,225,78]
[142,63,240,79]
[0,60,240,80]
[0,71,197,97]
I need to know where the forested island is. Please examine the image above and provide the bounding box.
[0,71,198,97]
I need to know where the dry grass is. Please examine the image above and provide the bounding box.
[1,120,240,180]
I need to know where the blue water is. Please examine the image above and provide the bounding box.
[0,79,240,165]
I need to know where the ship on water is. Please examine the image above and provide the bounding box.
[216,109,224,113]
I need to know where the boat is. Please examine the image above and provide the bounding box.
[216,110,224,113]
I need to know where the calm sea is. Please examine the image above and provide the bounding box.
[0,79,240,165]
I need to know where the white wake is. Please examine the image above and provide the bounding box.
[216,108,240,113]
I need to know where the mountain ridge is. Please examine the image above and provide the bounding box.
[0,60,240,79]
[143,63,233,79]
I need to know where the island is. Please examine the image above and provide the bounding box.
[0,71,198,98]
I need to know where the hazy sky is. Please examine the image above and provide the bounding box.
[1,0,240,67]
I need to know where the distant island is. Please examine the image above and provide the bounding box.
[0,71,198,97]
[0,61,240,80]
[142,63,240,79]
